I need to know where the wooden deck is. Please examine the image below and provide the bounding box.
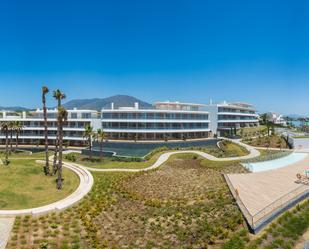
[226,153,309,217]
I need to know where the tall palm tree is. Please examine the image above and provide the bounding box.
[52,89,66,175]
[42,86,50,175]
[95,128,105,161]
[56,106,68,190]
[83,124,94,160]
[1,122,9,165]
[14,121,23,151]
[8,121,15,154]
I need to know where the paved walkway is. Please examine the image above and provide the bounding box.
[226,154,309,227]
[0,218,14,249]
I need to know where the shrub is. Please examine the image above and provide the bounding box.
[65,153,77,162]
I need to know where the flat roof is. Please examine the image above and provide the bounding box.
[154,101,206,107]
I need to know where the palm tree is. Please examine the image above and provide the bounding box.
[8,121,15,154]
[14,121,23,151]
[52,89,66,174]
[95,128,105,161]
[56,106,68,190]
[83,124,94,160]
[1,122,10,165]
[42,86,50,175]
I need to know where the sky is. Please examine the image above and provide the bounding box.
[0,0,309,114]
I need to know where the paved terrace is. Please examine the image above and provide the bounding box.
[226,152,309,231]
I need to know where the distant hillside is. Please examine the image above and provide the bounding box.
[62,95,152,110]
[285,114,309,119]
[0,106,31,111]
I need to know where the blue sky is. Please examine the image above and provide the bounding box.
[0,0,309,114]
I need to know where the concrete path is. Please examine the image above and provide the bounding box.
[0,218,14,249]
[0,161,93,217]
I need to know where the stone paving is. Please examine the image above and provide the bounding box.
[226,153,309,226]
[0,218,15,249]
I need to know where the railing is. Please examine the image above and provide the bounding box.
[252,183,309,227]
[224,174,309,232]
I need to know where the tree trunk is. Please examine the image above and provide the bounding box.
[100,140,103,161]
[16,132,19,150]
[89,137,92,160]
[57,120,63,190]
[5,129,9,163]
[9,130,13,154]
[53,99,61,174]
[53,138,59,175]
[43,102,50,175]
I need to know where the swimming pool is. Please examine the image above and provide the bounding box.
[242,152,308,172]
[83,139,219,157]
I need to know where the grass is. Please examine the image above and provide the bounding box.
[7,154,248,248]
[221,200,309,249]
[6,153,309,249]
[242,150,292,163]
[0,159,79,209]
[65,141,249,169]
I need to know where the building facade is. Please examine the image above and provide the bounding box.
[101,101,211,140]
[0,100,259,145]
[0,109,101,146]
[205,101,259,136]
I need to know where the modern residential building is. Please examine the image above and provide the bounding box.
[266,112,287,126]
[0,100,259,145]
[101,101,211,140]
[0,108,101,146]
[205,101,259,136]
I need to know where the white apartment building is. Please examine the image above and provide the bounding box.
[205,101,259,136]
[101,101,211,140]
[0,100,259,145]
[266,112,287,126]
[0,108,101,146]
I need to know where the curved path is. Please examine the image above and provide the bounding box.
[0,161,93,217]
[75,139,260,172]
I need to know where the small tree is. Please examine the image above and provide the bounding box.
[1,122,10,165]
[84,124,94,160]
[94,128,105,161]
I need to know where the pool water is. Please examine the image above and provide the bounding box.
[86,139,219,157]
[242,152,308,172]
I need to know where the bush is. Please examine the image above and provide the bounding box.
[65,153,77,162]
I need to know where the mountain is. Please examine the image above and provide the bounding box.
[285,114,309,119]
[0,106,31,111]
[62,95,152,110]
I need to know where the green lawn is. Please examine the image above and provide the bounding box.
[65,150,167,169]
[0,159,79,209]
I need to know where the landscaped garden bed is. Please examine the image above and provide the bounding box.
[6,153,309,249]
[242,150,292,164]
[242,135,289,149]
